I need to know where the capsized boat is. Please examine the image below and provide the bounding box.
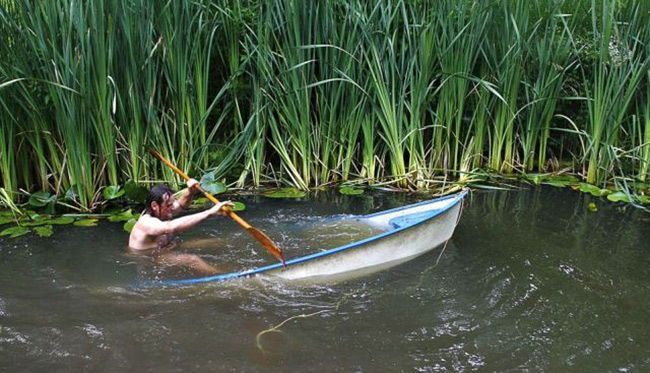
[156,190,467,286]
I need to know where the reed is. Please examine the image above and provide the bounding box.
[484,1,531,173]
[521,1,575,172]
[2,0,650,210]
[433,0,488,175]
[579,0,648,184]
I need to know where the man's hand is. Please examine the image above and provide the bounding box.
[187,178,200,193]
[208,201,235,216]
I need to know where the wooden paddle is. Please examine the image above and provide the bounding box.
[147,147,286,267]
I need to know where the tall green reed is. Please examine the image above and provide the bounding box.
[578,0,648,184]
[483,1,531,173]
[433,0,488,175]
[521,1,575,172]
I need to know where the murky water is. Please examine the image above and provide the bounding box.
[1,187,649,371]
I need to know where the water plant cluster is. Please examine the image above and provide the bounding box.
[1,0,650,214]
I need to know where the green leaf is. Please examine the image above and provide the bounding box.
[579,183,607,197]
[64,185,79,201]
[33,225,53,237]
[524,174,546,185]
[19,216,52,226]
[230,201,246,211]
[48,217,75,225]
[44,201,56,215]
[339,187,364,195]
[264,188,306,199]
[123,218,136,233]
[0,226,30,238]
[0,217,16,225]
[124,181,148,202]
[545,175,580,188]
[189,197,209,209]
[74,219,98,227]
[200,172,227,195]
[103,186,125,200]
[28,191,55,207]
[607,192,630,203]
[108,209,134,222]
[588,202,598,212]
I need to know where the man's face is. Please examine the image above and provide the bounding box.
[152,193,175,221]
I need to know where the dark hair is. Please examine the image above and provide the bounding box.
[145,184,174,214]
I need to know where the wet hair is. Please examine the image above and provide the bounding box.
[145,184,174,215]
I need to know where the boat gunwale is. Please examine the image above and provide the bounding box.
[155,190,467,286]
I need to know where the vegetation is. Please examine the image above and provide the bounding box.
[1,0,650,214]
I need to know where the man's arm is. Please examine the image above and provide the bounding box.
[142,201,234,236]
[175,179,200,211]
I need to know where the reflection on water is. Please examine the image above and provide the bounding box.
[1,187,649,371]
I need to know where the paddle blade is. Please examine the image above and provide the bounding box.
[246,227,286,267]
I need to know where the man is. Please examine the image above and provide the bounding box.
[129,179,234,275]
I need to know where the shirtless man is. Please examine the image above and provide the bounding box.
[129,179,234,275]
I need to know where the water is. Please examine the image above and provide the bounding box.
[1,187,649,371]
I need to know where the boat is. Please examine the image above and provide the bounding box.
[156,190,467,286]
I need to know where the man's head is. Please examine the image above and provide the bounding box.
[145,185,175,220]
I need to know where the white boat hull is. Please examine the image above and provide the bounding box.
[156,191,467,286]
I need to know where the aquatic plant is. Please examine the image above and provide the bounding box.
[1,0,650,212]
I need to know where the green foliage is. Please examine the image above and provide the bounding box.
[200,172,227,195]
[230,201,246,211]
[0,226,30,238]
[123,218,136,233]
[264,188,307,199]
[108,209,136,222]
[33,225,53,237]
[73,219,99,227]
[102,186,125,201]
[28,191,55,207]
[1,0,650,210]
[339,187,364,195]
[124,181,148,203]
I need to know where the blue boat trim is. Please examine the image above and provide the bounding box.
[155,190,467,286]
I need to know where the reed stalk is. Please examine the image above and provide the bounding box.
[580,0,648,184]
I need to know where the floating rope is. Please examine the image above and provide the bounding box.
[255,291,355,355]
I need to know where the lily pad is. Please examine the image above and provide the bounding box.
[264,187,306,199]
[74,219,98,227]
[33,225,53,237]
[28,191,56,207]
[230,201,246,211]
[123,218,136,233]
[103,185,125,200]
[587,202,598,212]
[545,175,580,188]
[579,183,609,197]
[607,192,630,203]
[0,226,30,238]
[189,197,209,209]
[19,216,52,227]
[200,172,227,195]
[108,209,134,222]
[339,187,364,195]
[48,217,75,225]
[124,180,149,202]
